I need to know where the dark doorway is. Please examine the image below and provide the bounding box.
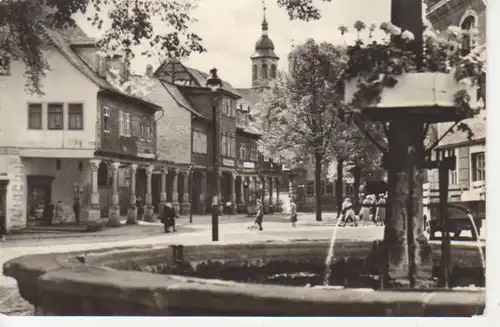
[27,175,54,226]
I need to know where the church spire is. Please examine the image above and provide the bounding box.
[261,0,268,34]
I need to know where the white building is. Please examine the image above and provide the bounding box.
[0,27,161,231]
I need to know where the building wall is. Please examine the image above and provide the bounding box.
[153,83,192,164]
[425,0,487,202]
[98,93,156,159]
[0,47,99,152]
[427,0,486,43]
[0,151,91,231]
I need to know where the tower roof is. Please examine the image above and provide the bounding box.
[252,1,279,59]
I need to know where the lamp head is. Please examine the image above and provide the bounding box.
[206,68,223,92]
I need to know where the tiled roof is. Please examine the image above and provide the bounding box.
[44,26,161,109]
[235,88,261,105]
[185,67,239,95]
[159,81,201,117]
[437,116,486,148]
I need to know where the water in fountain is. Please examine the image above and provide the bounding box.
[323,215,345,286]
[466,213,486,270]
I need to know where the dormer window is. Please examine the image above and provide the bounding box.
[0,56,10,76]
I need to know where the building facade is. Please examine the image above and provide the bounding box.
[0,27,163,231]
[424,0,486,208]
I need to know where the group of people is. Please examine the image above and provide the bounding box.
[339,193,387,227]
[360,193,387,225]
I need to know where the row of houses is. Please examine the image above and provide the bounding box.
[0,16,289,231]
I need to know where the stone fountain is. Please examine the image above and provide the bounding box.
[2,241,485,316]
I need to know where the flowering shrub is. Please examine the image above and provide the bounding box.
[342,21,486,120]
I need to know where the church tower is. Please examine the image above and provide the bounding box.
[251,1,279,89]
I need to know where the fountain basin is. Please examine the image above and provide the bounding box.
[3,240,485,316]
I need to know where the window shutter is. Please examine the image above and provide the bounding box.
[458,146,470,189]
[131,115,140,137]
[119,111,124,135]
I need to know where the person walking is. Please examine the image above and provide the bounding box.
[55,200,64,224]
[136,197,144,221]
[340,198,358,227]
[255,199,264,231]
[359,195,371,220]
[376,193,386,226]
[162,202,178,233]
[73,199,81,226]
[289,198,298,228]
[0,208,6,242]
[370,195,378,223]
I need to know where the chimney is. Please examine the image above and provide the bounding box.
[145,64,154,78]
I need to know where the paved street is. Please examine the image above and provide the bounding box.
[0,213,486,316]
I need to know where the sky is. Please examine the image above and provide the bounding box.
[76,0,392,88]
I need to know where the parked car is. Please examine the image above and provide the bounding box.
[425,202,483,241]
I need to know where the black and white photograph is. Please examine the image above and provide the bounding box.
[0,0,491,319]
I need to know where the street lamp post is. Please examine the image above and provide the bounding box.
[188,163,194,224]
[206,68,223,242]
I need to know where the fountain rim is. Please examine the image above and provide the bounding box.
[2,241,486,316]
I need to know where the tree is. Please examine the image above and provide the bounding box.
[254,38,348,222]
[339,122,385,211]
[0,0,204,94]
[327,119,385,213]
[1,0,335,94]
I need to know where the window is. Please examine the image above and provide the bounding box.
[103,106,111,132]
[271,64,277,78]
[306,181,314,197]
[119,110,131,136]
[193,131,207,154]
[449,169,458,185]
[240,143,247,160]
[221,98,236,118]
[249,145,258,161]
[28,103,42,130]
[262,64,268,79]
[472,152,485,181]
[47,103,64,130]
[232,135,236,157]
[0,56,9,75]
[460,16,476,55]
[68,103,83,130]
[140,116,152,140]
[252,64,257,80]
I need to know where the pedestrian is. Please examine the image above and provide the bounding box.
[162,202,178,233]
[55,200,64,223]
[370,194,377,223]
[136,197,144,221]
[43,201,54,225]
[359,195,371,220]
[340,198,358,227]
[0,208,6,242]
[255,198,264,231]
[289,197,298,228]
[73,199,81,226]
[376,193,386,226]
